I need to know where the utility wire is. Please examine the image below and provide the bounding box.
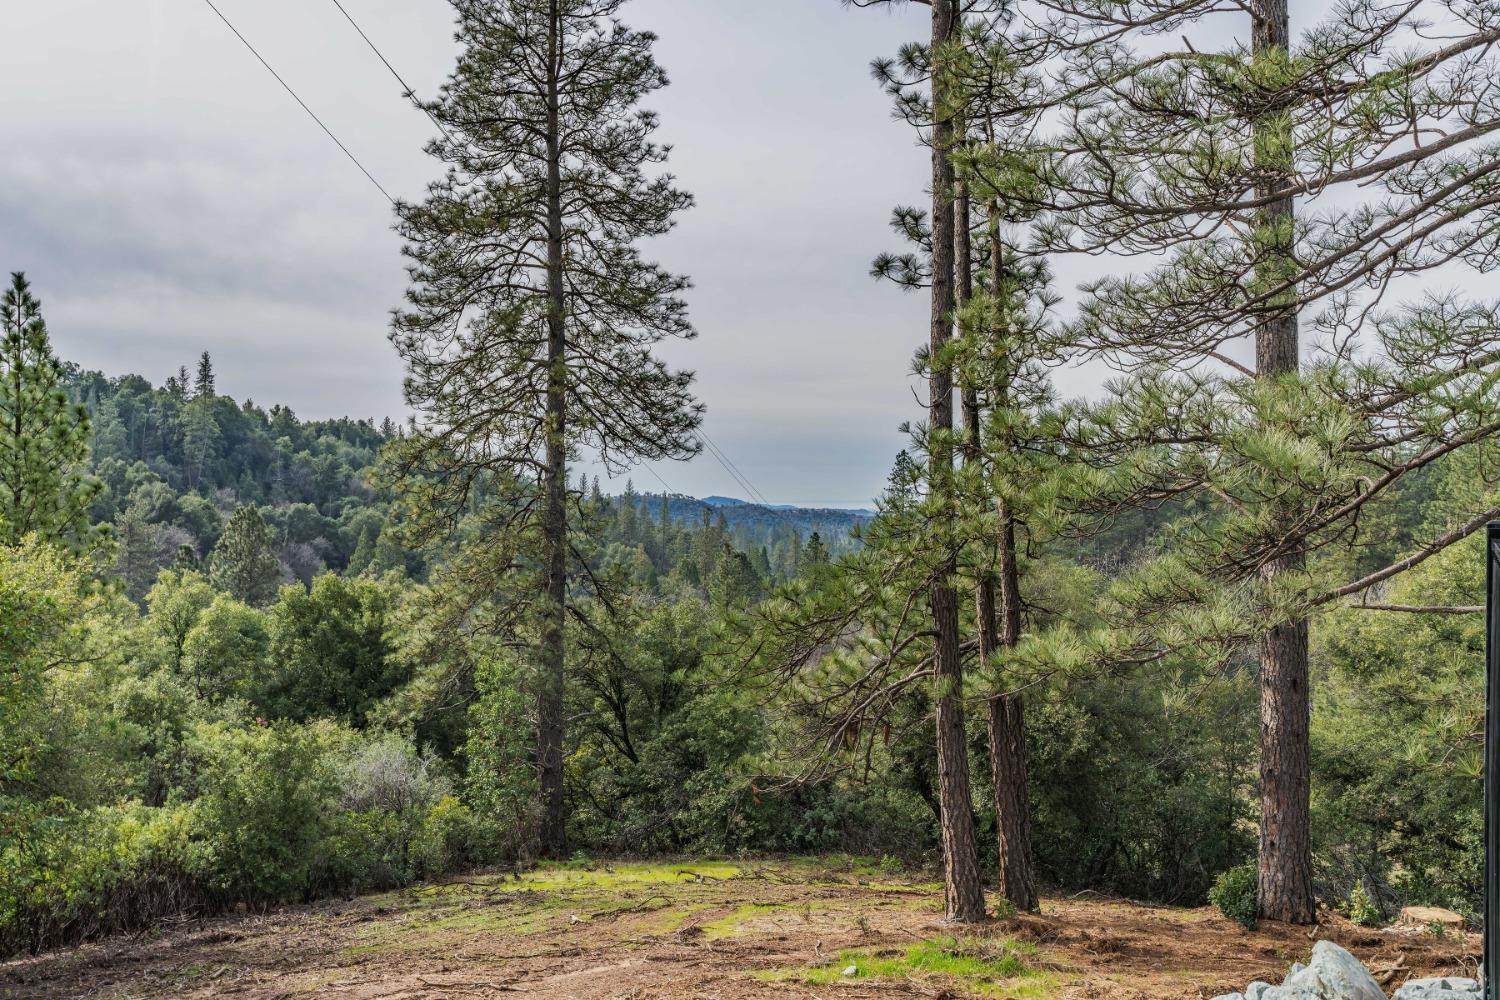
[697,436,758,504]
[696,432,772,508]
[702,432,772,506]
[204,1,775,512]
[637,461,678,498]
[327,0,456,143]
[198,0,395,204]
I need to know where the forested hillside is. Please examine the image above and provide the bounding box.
[0,341,892,956]
[67,357,855,602]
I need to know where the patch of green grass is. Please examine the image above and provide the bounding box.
[365,861,745,904]
[345,859,947,962]
[495,861,744,892]
[766,936,1060,999]
[700,902,796,940]
[631,903,709,936]
[349,860,750,956]
[343,892,576,957]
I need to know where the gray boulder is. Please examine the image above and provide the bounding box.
[1393,978,1481,1000]
[1277,941,1387,1000]
[1211,940,1481,1000]
[1212,984,1279,1000]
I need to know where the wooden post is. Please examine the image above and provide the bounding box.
[1485,522,1500,998]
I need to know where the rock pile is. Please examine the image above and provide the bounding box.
[1392,978,1483,1000]
[1212,941,1479,1000]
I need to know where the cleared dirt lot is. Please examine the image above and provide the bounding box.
[0,859,1479,999]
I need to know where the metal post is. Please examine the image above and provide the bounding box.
[1486,522,1500,999]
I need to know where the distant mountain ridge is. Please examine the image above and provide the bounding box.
[700,495,877,516]
[619,492,873,557]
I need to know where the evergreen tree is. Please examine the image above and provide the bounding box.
[843,0,992,922]
[112,498,160,603]
[182,398,221,490]
[172,543,200,572]
[209,505,282,607]
[707,544,760,608]
[0,273,99,548]
[194,351,215,399]
[940,15,1063,913]
[1004,0,1500,921]
[389,0,701,856]
[801,531,828,571]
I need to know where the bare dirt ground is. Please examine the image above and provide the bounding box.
[0,859,1478,1000]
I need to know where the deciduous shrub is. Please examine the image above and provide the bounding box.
[0,804,202,956]
[186,720,344,903]
[0,722,489,958]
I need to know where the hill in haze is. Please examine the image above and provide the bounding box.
[619,491,871,561]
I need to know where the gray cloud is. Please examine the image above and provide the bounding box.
[1,0,965,507]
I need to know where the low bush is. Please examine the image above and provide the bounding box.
[0,804,203,956]
[1209,862,1258,930]
[0,722,489,958]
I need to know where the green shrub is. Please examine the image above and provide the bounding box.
[1209,862,1258,930]
[1026,667,1257,905]
[0,804,202,956]
[410,796,485,879]
[463,659,540,860]
[1347,883,1382,927]
[186,720,345,903]
[1313,552,1485,916]
[1,722,487,958]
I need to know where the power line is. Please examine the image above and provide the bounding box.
[700,431,772,506]
[327,0,456,143]
[636,460,679,497]
[696,436,757,503]
[198,0,395,205]
[698,433,769,506]
[696,432,772,508]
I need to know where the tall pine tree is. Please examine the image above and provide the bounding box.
[0,273,99,548]
[390,0,701,856]
[1002,0,1500,922]
[194,351,215,399]
[870,10,1062,912]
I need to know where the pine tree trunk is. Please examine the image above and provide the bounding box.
[537,0,568,860]
[1252,0,1314,924]
[960,192,1037,913]
[989,510,1037,912]
[1258,602,1311,921]
[929,0,986,925]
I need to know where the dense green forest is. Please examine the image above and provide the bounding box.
[0,330,1484,955]
[4,0,1500,975]
[0,338,886,955]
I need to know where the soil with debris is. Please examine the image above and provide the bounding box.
[0,859,1478,1000]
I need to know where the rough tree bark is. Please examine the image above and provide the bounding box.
[959,189,1037,913]
[1252,0,1314,924]
[537,0,569,859]
[929,0,987,924]
[987,506,1036,913]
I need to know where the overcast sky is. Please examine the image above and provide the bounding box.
[2,0,996,508]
